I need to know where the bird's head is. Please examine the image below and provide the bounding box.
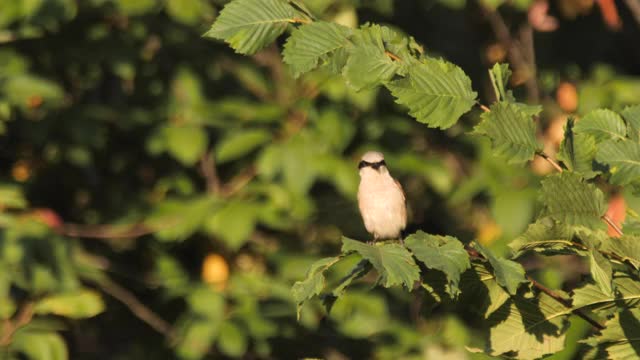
[358,151,388,176]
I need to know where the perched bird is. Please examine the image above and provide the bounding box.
[357,151,407,241]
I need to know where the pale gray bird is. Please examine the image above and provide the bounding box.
[357,151,407,241]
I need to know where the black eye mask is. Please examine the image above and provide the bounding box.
[358,160,386,170]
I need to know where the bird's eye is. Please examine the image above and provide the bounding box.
[371,160,385,170]
[358,161,368,169]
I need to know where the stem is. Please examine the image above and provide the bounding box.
[527,276,605,330]
[536,151,564,173]
[602,215,624,237]
[384,50,402,62]
[95,277,176,341]
[478,103,491,113]
[0,302,34,346]
[199,152,221,194]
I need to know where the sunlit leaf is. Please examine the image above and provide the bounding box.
[558,118,599,178]
[472,242,527,295]
[388,57,477,129]
[473,101,541,164]
[595,139,640,186]
[574,109,627,142]
[405,231,470,296]
[539,172,606,228]
[283,21,353,77]
[341,237,420,288]
[205,0,299,54]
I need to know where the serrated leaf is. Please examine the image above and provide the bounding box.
[215,129,271,164]
[601,235,640,270]
[621,105,640,141]
[582,308,640,360]
[341,237,420,288]
[404,231,470,296]
[205,0,298,55]
[509,217,581,258]
[473,242,527,295]
[574,109,627,142]
[291,256,341,316]
[573,274,640,312]
[387,57,477,129]
[596,139,640,186]
[589,250,613,296]
[488,63,514,102]
[540,172,606,228]
[342,25,400,91]
[282,21,353,77]
[459,262,510,318]
[473,101,541,164]
[558,118,599,178]
[486,293,570,360]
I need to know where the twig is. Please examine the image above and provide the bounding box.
[384,50,402,62]
[94,277,176,341]
[221,166,257,197]
[602,215,624,237]
[483,8,539,103]
[478,103,491,113]
[624,0,640,25]
[465,246,605,330]
[0,302,34,346]
[536,151,564,173]
[199,152,221,194]
[518,24,539,103]
[56,223,157,239]
[527,276,605,330]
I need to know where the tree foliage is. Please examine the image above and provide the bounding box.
[2,0,640,359]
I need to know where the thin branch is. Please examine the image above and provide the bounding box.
[478,103,491,113]
[56,223,157,239]
[602,215,624,237]
[527,276,605,330]
[221,165,257,197]
[384,50,402,62]
[624,0,640,25]
[0,302,34,346]
[199,152,221,194]
[536,151,564,173]
[483,8,539,103]
[94,277,176,341]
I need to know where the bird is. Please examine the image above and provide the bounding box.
[357,151,407,242]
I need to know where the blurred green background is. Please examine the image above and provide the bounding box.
[1,0,639,359]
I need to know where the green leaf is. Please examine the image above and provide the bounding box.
[558,118,599,178]
[217,321,249,358]
[282,21,353,78]
[582,308,640,360]
[341,237,420,288]
[488,63,514,102]
[574,109,627,142]
[589,250,613,296]
[205,0,298,55]
[387,57,477,129]
[473,101,541,164]
[621,105,640,141]
[539,172,606,228]
[404,231,470,296]
[472,242,527,295]
[35,290,104,319]
[459,262,510,318]
[165,125,208,166]
[573,274,640,312]
[11,331,68,360]
[601,235,640,270]
[291,256,341,315]
[204,199,258,250]
[486,293,570,360]
[509,217,581,258]
[215,129,271,164]
[595,139,640,186]
[342,25,400,91]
